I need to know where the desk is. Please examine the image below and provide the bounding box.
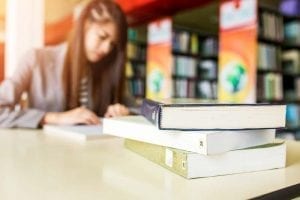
[0,129,299,200]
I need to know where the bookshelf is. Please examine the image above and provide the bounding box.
[171,27,218,99]
[145,17,219,100]
[257,4,300,140]
[126,28,148,101]
[127,16,219,101]
[257,6,284,103]
[218,0,300,140]
[280,0,300,139]
[281,11,300,140]
[124,0,300,140]
[126,40,147,99]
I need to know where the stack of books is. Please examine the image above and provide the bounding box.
[103,99,287,179]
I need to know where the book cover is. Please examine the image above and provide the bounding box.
[103,115,276,155]
[141,98,286,130]
[125,139,286,179]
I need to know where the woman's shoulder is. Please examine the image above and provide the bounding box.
[27,43,68,67]
[19,43,68,72]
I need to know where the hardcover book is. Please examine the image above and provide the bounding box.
[103,115,276,155]
[141,98,286,130]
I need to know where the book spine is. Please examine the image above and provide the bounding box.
[124,139,189,178]
[141,99,161,126]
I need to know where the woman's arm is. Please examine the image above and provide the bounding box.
[0,108,45,128]
[42,107,100,125]
[0,49,46,128]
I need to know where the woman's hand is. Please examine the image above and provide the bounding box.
[42,107,100,125]
[104,103,129,118]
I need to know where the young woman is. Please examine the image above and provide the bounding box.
[0,0,132,128]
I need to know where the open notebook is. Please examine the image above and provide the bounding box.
[43,124,104,141]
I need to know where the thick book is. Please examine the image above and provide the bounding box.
[125,139,286,179]
[43,124,104,141]
[141,98,286,130]
[103,115,276,154]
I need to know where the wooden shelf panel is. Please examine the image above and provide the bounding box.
[116,0,213,26]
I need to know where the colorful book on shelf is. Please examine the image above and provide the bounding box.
[124,139,286,179]
[103,115,276,155]
[284,21,300,44]
[282,50,300,74]
[280,0,300,16]
[43,124,104,141]
[286,104,300,128]
[141,98,286,130]
[190,33,199,54]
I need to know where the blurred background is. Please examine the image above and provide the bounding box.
[1,0,300,140]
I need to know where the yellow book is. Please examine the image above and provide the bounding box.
[190,33,199,54]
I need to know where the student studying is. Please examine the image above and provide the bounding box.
[0,0,132,128]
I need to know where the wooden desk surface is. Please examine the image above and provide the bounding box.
[0,129,299,200]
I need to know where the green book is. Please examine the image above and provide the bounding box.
[124,139,286,179]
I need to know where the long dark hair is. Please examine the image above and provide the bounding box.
[63,0,127,116]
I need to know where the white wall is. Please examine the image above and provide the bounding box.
[5,0,44,78]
